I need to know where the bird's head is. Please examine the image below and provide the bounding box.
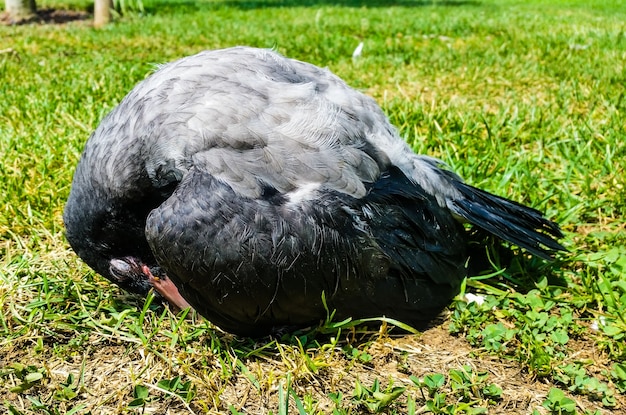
[63,179,162,297]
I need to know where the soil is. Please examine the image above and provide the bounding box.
[0,8,89,26]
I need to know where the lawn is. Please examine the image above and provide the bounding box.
[1,0,625,413]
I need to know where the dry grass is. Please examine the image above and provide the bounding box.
[2,313,620,414]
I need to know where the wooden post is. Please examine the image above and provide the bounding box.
[94,0,112,28]
[5,0,37,22]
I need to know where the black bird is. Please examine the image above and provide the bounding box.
[64,46,565,337]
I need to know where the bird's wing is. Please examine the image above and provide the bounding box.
[120,47,407,202]
[144,164,468,336]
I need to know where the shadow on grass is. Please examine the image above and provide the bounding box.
[145,0,482,15]
[467,231,570,293]
[0,8,89,25]
[220,0,482,8]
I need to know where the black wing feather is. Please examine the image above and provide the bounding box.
[449,180,565,260]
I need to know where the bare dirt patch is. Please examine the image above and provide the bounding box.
[0,8,89,26]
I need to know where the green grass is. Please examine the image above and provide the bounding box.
[1,0,625,413]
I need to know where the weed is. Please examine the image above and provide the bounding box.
[3,363,46,394]
[353,378,406,413]
[541,388,577,415]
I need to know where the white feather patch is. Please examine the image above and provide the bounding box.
[286,182,321,206]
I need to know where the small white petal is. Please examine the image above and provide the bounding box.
[352,42,364,59]
[464,293,485,305]
[591,316,606,331]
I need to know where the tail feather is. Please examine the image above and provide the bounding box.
[448,181,565,260]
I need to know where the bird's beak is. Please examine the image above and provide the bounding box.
[109,257,143,282]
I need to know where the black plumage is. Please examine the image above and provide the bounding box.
[64,46,565,336]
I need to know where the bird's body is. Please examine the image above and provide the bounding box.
[64,47,564,336]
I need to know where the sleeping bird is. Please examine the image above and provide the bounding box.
[64,46,565,336]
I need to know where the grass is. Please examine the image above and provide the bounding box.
[1,0,625,413]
